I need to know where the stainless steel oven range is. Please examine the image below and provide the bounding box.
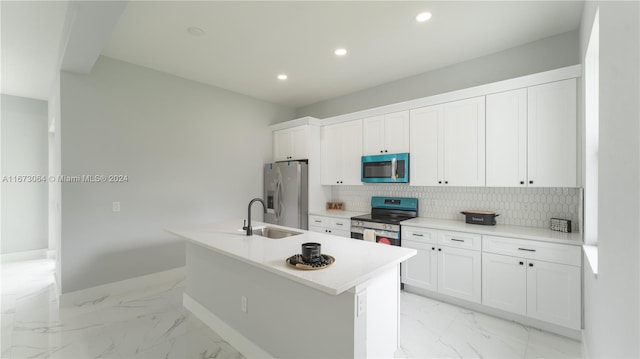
[350,197,418,246]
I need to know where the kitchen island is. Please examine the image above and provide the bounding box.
[167,220,416,359]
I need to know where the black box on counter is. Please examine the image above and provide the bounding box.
[461,210,499,225]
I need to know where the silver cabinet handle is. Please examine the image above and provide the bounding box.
[412,233,424,237]
[336,223,343,226]
[314,220,322,223]
[450,238,465,242]
[518,248,536,252]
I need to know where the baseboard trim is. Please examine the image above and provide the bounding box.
[1,249,49,262]
[59,266,185,307]
[183,293,274,359]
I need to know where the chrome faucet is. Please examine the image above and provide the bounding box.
[243,198,267,235]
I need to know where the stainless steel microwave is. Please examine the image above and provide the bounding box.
[361,153,409,183]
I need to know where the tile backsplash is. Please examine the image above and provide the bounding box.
[331,185,582,232]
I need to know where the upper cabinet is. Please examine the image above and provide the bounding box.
[410,97,486,187]
[362,111,410,155]
[321,120,363,185]
[273,125,308,161]
[486,79,577,187]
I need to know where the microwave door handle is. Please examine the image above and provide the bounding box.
[391,157,397,181]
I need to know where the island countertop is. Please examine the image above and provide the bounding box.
[167,220,416,296]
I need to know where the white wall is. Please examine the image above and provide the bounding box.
[580,2,639,358]
[296,30,579,119]
[1,94,48,254]
[59,56,294,293]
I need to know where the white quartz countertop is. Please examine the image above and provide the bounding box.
[167,220,416,296]
[401,218,583,246]
[308,210,368,219]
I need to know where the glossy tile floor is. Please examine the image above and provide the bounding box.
[1,259,582,358]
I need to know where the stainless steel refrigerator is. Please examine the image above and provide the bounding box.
[264,161,308,230]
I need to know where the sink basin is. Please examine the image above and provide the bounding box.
[252,226,302,239]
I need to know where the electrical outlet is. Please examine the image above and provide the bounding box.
[356,290,366,317]
[112,202,121,212]
[241,296,248,313]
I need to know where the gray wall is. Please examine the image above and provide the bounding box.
[1,94,48,254]
[580,2,639,358]
[295,30,579,119]
[59,56,294,293]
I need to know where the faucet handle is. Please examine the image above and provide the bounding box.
[242,219,248,230]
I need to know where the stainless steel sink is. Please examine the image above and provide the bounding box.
[252,226,302,239]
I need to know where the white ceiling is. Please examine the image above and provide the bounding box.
[1,1,584,106]
[1,1,69,100]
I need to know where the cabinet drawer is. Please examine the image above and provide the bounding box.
[439,231,482,251]
[483,235,581,266]
[402,227,438,245]
[330,218,350,230]
[308,215,328,226]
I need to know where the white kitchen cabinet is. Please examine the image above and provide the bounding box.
[273,125,309,161]
[308,215,351,238]
[410,97,485,186]
[482,235,581,330]
[486,79,577,187]
[321,120,363,185]
[437,246,482,303]
[486,88,528,187]
[527,79,577,187]
[526,259,581,329]
[363,111,410,155]
[482,252,527,316]
[401,226,481,304]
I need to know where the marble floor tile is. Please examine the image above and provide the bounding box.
[2,259,582,359]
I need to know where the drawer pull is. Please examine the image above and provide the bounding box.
[412,233,424,237]
[518,248,536,252]
[314,220,322,223]
[335,223,343,226]
[519,261,524,265]
[450,238,465,242]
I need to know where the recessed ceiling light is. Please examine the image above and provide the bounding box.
[187,27,205,36]
[334,48,348,56]
[277,74,288,80]
[415,12,432,23]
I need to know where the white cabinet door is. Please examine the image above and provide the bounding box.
[437,246,482,303]
[273,129,292,162]
[527,79,577,187]
[482,252,527,315]
[290,126,309,160]
[384,111,410,154]
[363,111,409,155]
[321,120,362,185]
[443,97,486,186]
[321,125,341,185]
[362,115,385,155]
[526,260,581,330]
[340,120,363,185]
[486,88,528,187]
[409,105,442,186]
[273,125,308,161]
[401,239,438,291]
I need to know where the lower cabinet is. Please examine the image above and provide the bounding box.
[401,239,437,291]
[482,252,581,329]
[438,246,482,303]
[308,215,351,238]
[403,226,582,332]
[402,227,482,304]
